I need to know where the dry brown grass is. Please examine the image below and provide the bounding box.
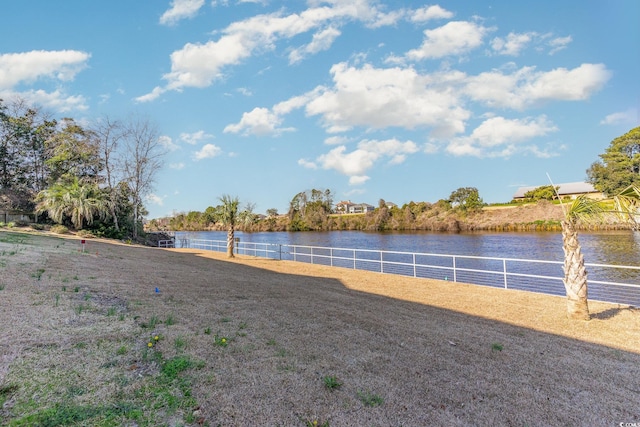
[1,229,639,426]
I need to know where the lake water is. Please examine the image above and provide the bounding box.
[175,230,640,266]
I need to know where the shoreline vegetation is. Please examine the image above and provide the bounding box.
[0,230,638,425]
[147,200,633,234]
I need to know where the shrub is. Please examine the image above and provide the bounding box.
[76,230,95,238]
[30,223,45,231]
[51,225,69,234]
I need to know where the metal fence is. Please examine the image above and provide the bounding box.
[158,238,640,307]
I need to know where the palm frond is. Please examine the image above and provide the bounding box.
[614,185,640,228]
[565,195,606,224]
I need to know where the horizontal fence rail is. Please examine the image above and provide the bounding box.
[157,238,640,307]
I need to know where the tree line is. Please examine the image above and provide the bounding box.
[0,98,165,239]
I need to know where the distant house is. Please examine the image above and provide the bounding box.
[334,201,375,214]
[335,200,355,214]
[349,203,375,214]
[512,182,605,201]
[385,202,398,209]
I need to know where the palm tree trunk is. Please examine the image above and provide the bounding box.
[226,226,235,258]
[561,219,590,320]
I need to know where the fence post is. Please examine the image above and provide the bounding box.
[453,256,457,282]
[413,253,416,278]
[503,259,508,289]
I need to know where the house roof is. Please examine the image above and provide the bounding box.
[512,182,599,199]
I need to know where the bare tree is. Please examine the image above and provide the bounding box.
[122,116,165,238]
[91,116,125,231]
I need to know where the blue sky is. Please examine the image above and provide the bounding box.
[2,1,638,218]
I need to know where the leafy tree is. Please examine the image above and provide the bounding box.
[35,177,109,230]
[523,185,558,201]
[449,187,484,213]
[587,127,640,196]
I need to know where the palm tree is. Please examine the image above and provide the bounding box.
[560,196,604,320]
[217,195,240,258]
[36,178,109,230]
[560,186,640,320]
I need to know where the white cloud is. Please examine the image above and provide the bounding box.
[405,21,491,60]
[324,135,349,145]
[305,62,470,137]
[193,143,222,160]
[349,175,370,185]
[180,130,214,145]
[289,26,341,64]
[314,138,418,181]
[159,0,205,26]
[548,35,572,55]
[464,63,611,109]
[0,50,90,90]
[139,0,400,99]
[446,115,558,157]
[1,89,88,112]
[600,108,638,125]
[411,5,453,22]
[159,135,180,151]
[169,162,185,170]
[224,106,295,136]
[491,32,535,56]
[146,193,166,206]
[298,158,318,169]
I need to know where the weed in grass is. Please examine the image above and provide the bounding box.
[174,336,187,352]
[238,321,248,330]
[74,286,79,293]
[141,315,160,329]
[305,419,330,427]
[83,293,91,301]
[267,339,277,346]
[204,327,211,335]
[165,313,175,326]
[75,342,87,349]
[0,284,5,291]
[118,313,125,321]
[61,285,67,291]
[54,294,60,307]
[75,304,88,315]
[236,331,247,337]
[213,335,228,347]
[323,375,342,391]
[73,275,79,280]
[492,343,504,352]
[31,268,45,280]
[221,316,231,323]
[107,307,117,316]
[116,345,128,355]
[357,390,384,407]
[276,348,287,357]
[0,384,18,407]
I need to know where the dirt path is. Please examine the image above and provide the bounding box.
[1,230,639,426]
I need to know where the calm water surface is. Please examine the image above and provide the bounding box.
[176,230,640,266]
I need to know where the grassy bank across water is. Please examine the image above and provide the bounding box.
[1,230,639,425]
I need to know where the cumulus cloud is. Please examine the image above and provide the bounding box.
[405,21,491,60]
[146,193,166,206]
[289,26,341,64]
[193,143,222,160]
[491,32,536,56]
[446,115,558,157]
[304,62,470,137]
[464,63,611,109]
[159,135,180,151]
[138,0,399,100]
[180,130,214,145]
[410,5,453,22]
[159,0,205,26]
[223,107,295,136]
[308,138,418,183]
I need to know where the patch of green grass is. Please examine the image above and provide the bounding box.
[238,321,247,330]
[75,304,88,315]
[220,316,231,323]
[141,315,160,329]
[323,375,342,391]
[304,419,330,427]
[165,313,175,326]
[174,336,187,352]
[31,268,45,281]
[266,338,277,346]
[8,401,142,426]
[54,294,60,307]
[118,313,125,321]
[213,335,229,347]
[73,286,79,293]
[0,284,5,291]
[204,327,211,335]
[357,390,384,407]
[83,293,91,301]
[491,343,504,352]
[116,345,128,355]
[106,307,117,316]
